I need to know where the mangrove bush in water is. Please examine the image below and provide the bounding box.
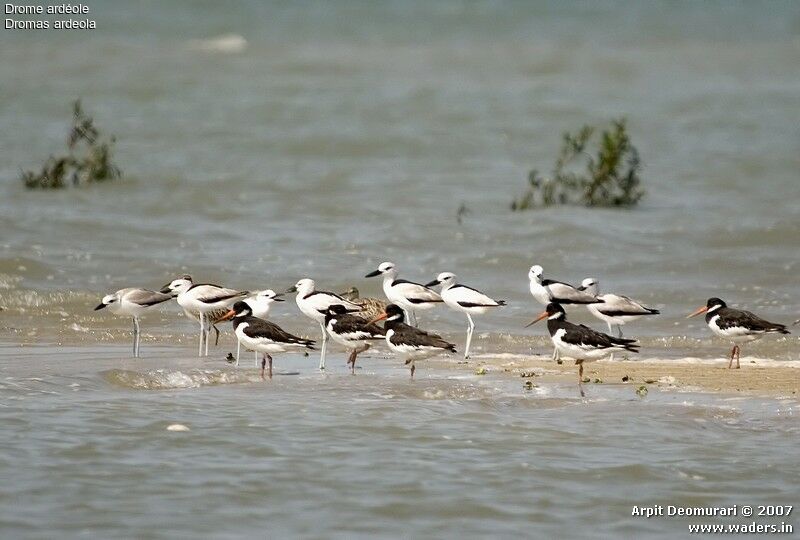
[22,100,122,189]
[511,119,643,210]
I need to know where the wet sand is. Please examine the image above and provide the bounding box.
[430,355,800,398]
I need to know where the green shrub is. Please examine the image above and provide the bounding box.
[511,119,643,210]
[22,100,122,189]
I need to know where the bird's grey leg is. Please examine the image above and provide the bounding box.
[464,313,475,360]
[198,312,205,357]
[607,321,614,334]
[617,325,623,338]
[204,318,210,357]
[735,345,741,369]
[235,340,241,367]
[254,351,258,368]
[131,317,137,357]
[578,362,585,398]
[134,317,141,357]
[728,345,736,369]
[213,325,220,346]
[551,347,561,363]
[410,361,416,379]
[318,321,327,370]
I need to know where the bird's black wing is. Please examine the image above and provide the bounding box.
[393,324,456,352]
[542,278,573,288]
[718,308,789,334]
[243,318,316,347]
[565,322,639,351]
[333,314,385,338]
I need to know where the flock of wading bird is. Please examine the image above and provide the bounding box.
[95,262,793,393]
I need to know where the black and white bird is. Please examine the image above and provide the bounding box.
[94,287,173,357]
[221,301,315,379]
[369,304,456,378]
[160,275,229,348]
[687,297,790,369]
[528,265,602,362]
[339,286,388,322]
[578,278,659,354]
[235,289,285,367]
[324,304,385,374]
[425,272,505,360]
[365,261,442,325]
[161,275,248,357]
[527,302,639,396]
[286,278,361,371]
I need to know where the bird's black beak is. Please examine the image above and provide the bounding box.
[94,303,107,311]
[285,286,297,293]
[365,270,381,278]
[576,286,586,291]
[159,284,172,294]
[425,279,440,287]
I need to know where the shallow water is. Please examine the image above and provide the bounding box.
[1,1,799,537]
[1,345,798,538]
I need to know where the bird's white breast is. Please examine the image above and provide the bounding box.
[708,315,761,343]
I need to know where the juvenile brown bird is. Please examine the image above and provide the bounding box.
[340,286,388,322]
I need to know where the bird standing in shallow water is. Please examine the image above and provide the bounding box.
[365,262,442,326]
[95,287,173,357]
[527,265,603,363]
[578,277,658,359]
[369,304,456,378]
[578,278,659,337]
[324,304,385,374]
[527,302,639,397]
[222,301,315,379]
[235,289,284,367]
[425,272,505,360]
[687,297,790,369]
[286,278,361,371]
[161,275,247,357]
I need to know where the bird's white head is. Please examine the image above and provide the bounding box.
[437,272,456,284]
[579,278,599,296]
[528,265,544,283]
[161,275,193,296]
[365,261,397,278]
[426,271,456,289]
[287,278,315,296]
[256,289,283,302]
[94,292,121,312]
